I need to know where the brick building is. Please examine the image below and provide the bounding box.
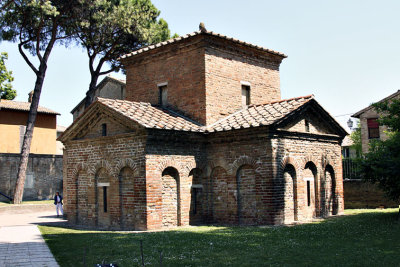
[60,27,347,230]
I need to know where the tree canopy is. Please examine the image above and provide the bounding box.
[359,99,400,216]
[0,0,76,203]
[72,0,172,106]
[0,52,16,100]
[350,121,362,157]
[0,0,172,203]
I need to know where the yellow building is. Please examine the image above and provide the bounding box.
[0,99,59,154]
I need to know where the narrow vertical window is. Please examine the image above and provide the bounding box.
[367,118,379,139]
[102,123,107,136]
[193,188,198,215]
[241,85,250,107]
[103,186,107,212]
[305,120,310,132]
[159,85,168,107]
[307,180,311,207]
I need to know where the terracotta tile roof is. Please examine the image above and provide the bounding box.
[120,30,287,60]
[97,98,203,132]
[0,100,59,115]
[205,95,314,132]
[97,96,314,133]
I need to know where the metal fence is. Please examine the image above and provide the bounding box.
[342,158,361,179]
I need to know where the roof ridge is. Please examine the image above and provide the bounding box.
[0,99,59,115]
[120,29,287,60]
[250,94,314,107]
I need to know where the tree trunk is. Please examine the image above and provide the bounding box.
[84,74,100,108]
[12,66,46,204]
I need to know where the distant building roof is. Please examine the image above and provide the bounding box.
[352,90,400,118]
[0,100,59,115]
[120,29,287,61]
[341,135,354,147]
[70,75,126,114]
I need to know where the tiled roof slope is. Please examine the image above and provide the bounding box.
[206,95,314,132]
[341,135,354,147]
[0,100,59,115]
[97,96,314,133]
[97,98,203,132]
[120,30,287,60]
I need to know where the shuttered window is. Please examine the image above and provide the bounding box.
[367,118,380,139]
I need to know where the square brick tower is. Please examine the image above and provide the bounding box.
[121,27,286,125]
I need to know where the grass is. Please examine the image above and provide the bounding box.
[39,209,400,267]
[0,199,53,206]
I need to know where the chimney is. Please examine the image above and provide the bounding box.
[28,91,34,103]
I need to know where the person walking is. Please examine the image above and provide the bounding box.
[54,192,63,217]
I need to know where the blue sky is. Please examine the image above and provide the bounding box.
[1,0,400,130]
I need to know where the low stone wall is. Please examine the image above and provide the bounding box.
[344,179,398,209]
[0,153,63,201]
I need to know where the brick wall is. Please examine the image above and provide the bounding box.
[64,123,343,230]
[0,153,63,201]
[204,39,282,124]
[63,130,147,230]
[344,179,398,209]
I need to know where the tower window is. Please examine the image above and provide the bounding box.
[159,85,168,107]
[102,123,107,136]
[241,85,250,107]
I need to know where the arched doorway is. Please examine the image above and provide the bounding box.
[189,168,203,225]
[95,168,110,227]
[304,162,318,219]
[283,164,297,224]
[162,167,180,227]
[325,165,337,215]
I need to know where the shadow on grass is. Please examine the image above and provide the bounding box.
[40,209,400,267]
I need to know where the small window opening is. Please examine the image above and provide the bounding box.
[193,188,198,215]
[305,120,310,132]
[307,180,311,207]
[102,123,107,136]
[367,118,379,139]
[241,85,250,107]
[103,186,107,212]
[159,85,168,107]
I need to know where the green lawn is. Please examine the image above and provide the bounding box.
[0,199,53,206]
[39,209,400,267]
